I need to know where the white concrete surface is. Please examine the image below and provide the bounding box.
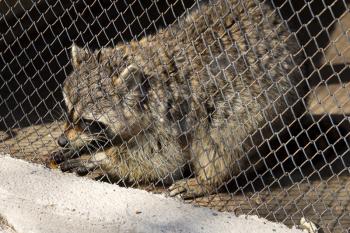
[0,155,303,233]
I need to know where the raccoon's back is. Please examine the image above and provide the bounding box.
[164,0,305,118]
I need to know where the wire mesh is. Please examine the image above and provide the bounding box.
[0,0,349,232]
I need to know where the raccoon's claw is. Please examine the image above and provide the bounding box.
[60,158,97,176]
[51,149,76,164]
[168,178,210,199]
[60,159,82,172]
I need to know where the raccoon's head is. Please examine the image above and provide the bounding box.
[57,44,151,150]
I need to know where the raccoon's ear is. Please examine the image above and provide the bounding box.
[71,44,92,68]
[112,64,142,89]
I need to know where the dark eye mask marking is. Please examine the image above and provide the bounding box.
[79,119,107,134]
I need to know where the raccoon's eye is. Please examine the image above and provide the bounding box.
[89,121,106,132]
[79,119,106,133]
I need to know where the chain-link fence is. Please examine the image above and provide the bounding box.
[0,0,349,232]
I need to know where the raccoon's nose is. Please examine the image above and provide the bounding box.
[57,135,68,147]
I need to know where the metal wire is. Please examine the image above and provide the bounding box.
[0,0,349,232]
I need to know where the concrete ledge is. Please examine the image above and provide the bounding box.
[0,155,303,233]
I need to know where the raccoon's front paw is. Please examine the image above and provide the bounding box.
[168,178,213,199]
[59,158,98,176]
[50,149,77,164]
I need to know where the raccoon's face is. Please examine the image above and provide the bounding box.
[57,44,150,150]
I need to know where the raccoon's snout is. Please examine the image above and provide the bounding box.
[57,134,68,147]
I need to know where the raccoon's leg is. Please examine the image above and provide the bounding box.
[169,101,264,198]
[102,140,188,185]
[59,151,108,176]
[60,158,99,175]
[169,125,240,198]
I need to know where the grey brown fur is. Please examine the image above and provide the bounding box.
[53,0,305,198]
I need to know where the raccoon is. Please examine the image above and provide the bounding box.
[51,0,306,198]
